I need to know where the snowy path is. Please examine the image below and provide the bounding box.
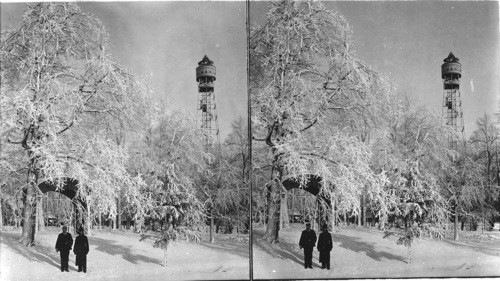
[1,228,249,281]
[253,224,500,279]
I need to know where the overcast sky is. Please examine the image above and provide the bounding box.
[251,1,499,137]
[1,1,247,141]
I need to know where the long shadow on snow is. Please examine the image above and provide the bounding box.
[443,238,500,257]
[252,229,322,268]
[0,231,77,271]
[198,238,250,259]
[91,236,163,266]
[333,233,406,263]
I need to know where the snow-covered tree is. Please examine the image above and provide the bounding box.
[470,113,500,185]
[1,3,150,245]
[131,108,215,266]
[466,113,500,231]
[130,108,209,235]
[376,95,452,262]
[217,116,250,233]
[250,0,392,242]
[437,113,500,241]
[440,147,494,240]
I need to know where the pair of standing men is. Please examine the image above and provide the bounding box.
[55,226,89,273]
[299,222,333,269]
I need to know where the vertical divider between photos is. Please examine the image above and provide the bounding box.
[246,0,253,280]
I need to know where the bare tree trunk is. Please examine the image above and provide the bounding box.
[313,199,318,231]
[35,196,39,234]
[87,199,91,235]
[362,192,367,227]
[112,214,117,230]
[264,180,280,243]
[210,207,215,243]
[454,205,459,240]
[357,206,361,227]
[38,194,44,231]
[482,211,485,234]
[163,246,168,267]
[236,185,240,234]
[35,193,44,233]
[135,214,143,233]
[301,196,305,223]
[116,197,121,230]
[72,201,76,233]
[331,198,335,233]
[20,182,36,246]
[98,210,102,230]
[280,190,289,229]
[0,196,3,229]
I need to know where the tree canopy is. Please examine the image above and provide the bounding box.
[250,0,393,242]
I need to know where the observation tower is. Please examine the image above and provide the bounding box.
[196,55,220,147]
[441,52,465,149]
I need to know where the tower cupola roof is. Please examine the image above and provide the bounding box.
[198,55,214,66]
[443,52,459,63]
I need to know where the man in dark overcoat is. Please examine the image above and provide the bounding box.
[55,225,73,272]
[317,224,333,269]
[299,222,317,269]
[73,226,89,273]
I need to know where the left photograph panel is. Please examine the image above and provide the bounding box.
[0,2,249,280]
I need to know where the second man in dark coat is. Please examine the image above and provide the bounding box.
[317,224,333,270]
[73,227,89,273]
[299,222,317,269]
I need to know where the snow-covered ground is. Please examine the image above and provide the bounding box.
[1,227,249,281]
[253,223,500,279]
[3,224,500,280]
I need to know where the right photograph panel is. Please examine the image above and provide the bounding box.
[250,1,500,279]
